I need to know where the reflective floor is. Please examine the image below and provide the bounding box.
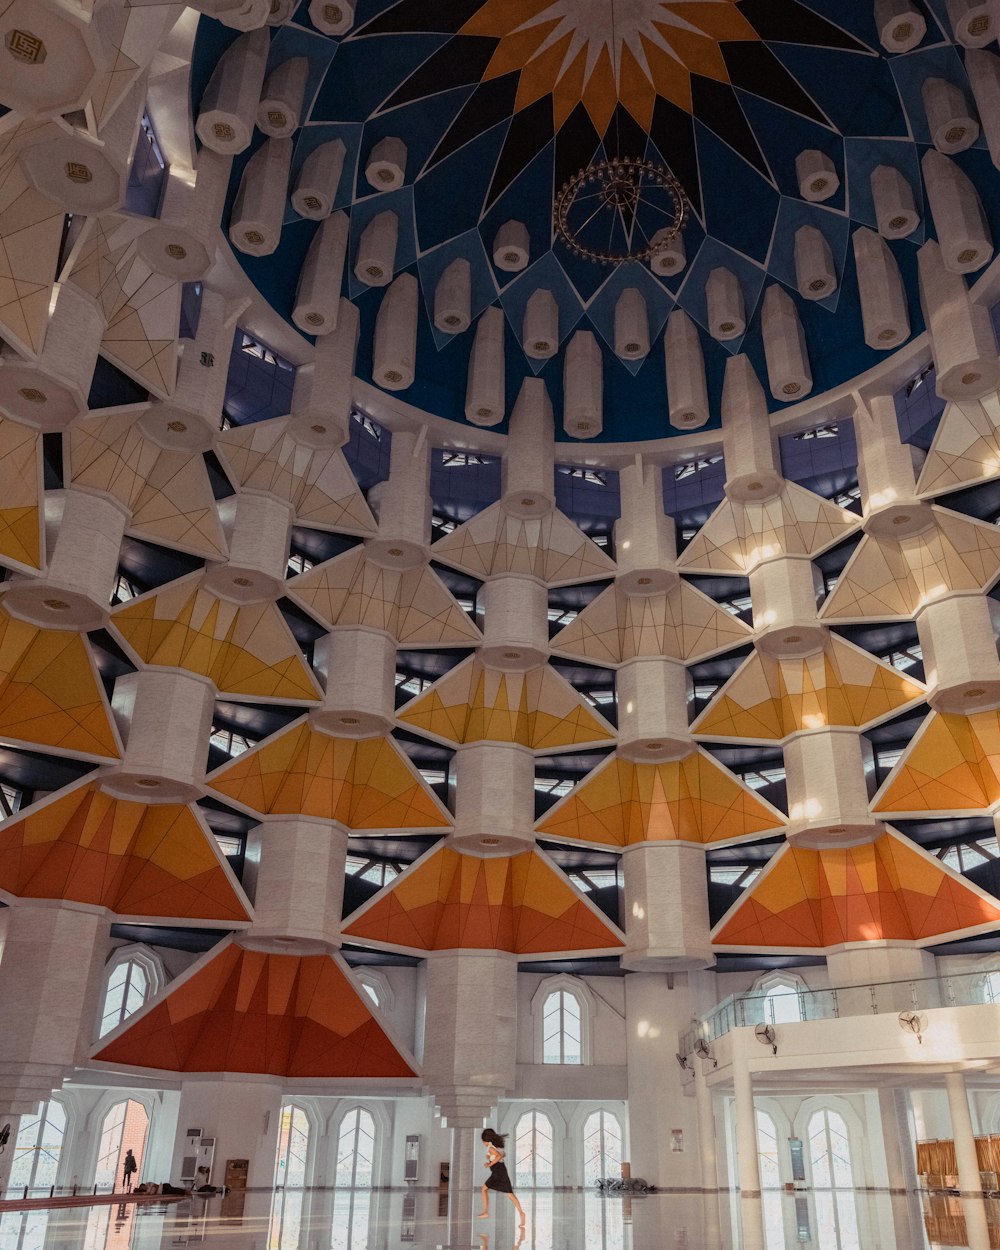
[2,1188,1000,1250]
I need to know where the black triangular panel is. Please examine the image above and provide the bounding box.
[689,77,770,182]
[722,42,832,128]
[648,97,702,221]
[554,104,601,194]
[737,0,869,51]
[425,72,520,171]
[359,0,476,36]
[382,37,499,111]
[486,95,555,208]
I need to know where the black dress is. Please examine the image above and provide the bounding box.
[485,1151,513,1193]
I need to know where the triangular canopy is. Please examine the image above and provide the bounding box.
[93,942,416,1077]
[343,845,624,955]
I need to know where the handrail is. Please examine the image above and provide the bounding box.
[679,968,999,1057]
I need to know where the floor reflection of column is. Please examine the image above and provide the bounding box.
[739,1195,768,1250]
[962,1195,993,1250]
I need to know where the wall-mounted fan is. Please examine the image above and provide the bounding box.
[0,1123,10,1150]
[675,1052,689,1071]
[694,1037,717,1068]
[755,1023,778,1055]
[898,1011,925,1044]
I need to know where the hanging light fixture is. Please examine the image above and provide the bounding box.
[552,0,688,265]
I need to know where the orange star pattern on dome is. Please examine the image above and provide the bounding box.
[0,606,120,760]
[463,0,759,132]
[713,833,1000,950]
[343,845,624,955]
[536,751,785,847]
[207,718,451,830]
[93,942,416,1077]
[0,782,250,923]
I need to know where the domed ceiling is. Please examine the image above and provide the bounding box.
[192,1,1000,442]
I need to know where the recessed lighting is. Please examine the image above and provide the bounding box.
[136,778,161,789]
[480,837,501,847]
[233,576,252,587]
[784,634,802,644]
[503,651,521,660]
[637,577,652,586]
[647,742,663,751]
[167,420,187,432]
[43,598,70,611]
[340,716,359,725]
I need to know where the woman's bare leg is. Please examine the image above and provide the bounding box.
[477,1184,490,1217]
[506,1192,525,1221]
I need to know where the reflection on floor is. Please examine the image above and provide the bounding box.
[3,1188,1000,1249]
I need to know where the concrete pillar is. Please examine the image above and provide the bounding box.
[229,138,292,257]
[945,1070,984,1196]
[289,299,359,443]
[784,728,879,845]
[292,212,349,336]
[915,593,1000,712]
[106,670,215,802]
[622,844,714,971]
[616,659,692,759]
[564,330,603,439]
[141,286,238,451]
[0,905,109,1117]
[144,148,234,283]
[624,972,700,1187]
[878,1088,911,1193]
[826,944,938,1015]
[367,428,431,568]
[665,309,709,430]
[205,493,294,602]
[615,461,677,592]
[170,1077,282,1190]
[243,817,349,947]
[480,577,548,671]
[372,274,417,389]
[696,1069,719,1190]
[502,378,555,517]
[421,952,517,1127]
[720,355,782,501]
[918,240,999,401]
[452,744,535,854]
[854,393,922,516]
[0,281,106,428]
[465,307,505,427]
[732,1060,761,1197]
[312,629,396,736]
[3,489,128,630]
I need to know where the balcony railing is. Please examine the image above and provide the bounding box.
[679,970,999,1057]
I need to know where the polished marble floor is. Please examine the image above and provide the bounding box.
[2,1188,1000,1250]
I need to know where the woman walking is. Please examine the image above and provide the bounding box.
[477,1129,525,1225]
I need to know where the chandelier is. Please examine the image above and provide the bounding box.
[553,156,688,266]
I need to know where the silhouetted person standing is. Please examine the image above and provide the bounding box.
[122,1149,137,1193]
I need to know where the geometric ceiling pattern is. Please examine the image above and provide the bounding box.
[93,941,417,1077]
[207,718,451,830]
[0,780,251,925]
[677,481,860,574]
[431,501,616,584]
[69,410,228,560]
[342,844,625,955]
[551,577,752,664]
[712,831,1000,950]
[535,750,785,847]
[289,545,482,647]
[397,655,615,749]
[215,419,376,534]
[692,634,925,741]
[820,506,1000,621]
[0,604,121,761]
[111,572,322,702]
[0,416,42,573]
[918,395,1000,496]
[0,153,65,359]
[874,708,1000,816]
[191,0,1000,440]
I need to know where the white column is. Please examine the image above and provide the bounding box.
[3,489,128,630]
[421,952,517,1127]
[107,669,215,802]
[451,743,535,854]
[621,844,714,971]
[204,493,294,602]
[501,378,555,516]
[696,1070,719,1190]
[312,629,396,737]
[0,905,109,1119]
[732,1060,761,1197]
[367,429,431,568]
[243,817,349,947]
[945,1070,984,1196]
[624,972,701,1186]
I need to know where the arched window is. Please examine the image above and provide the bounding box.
[756,1109,780,1189]
[6,1100,66,1195]
[99,946,164,1038]
[335,1108,376,1189]
[542,990,583,1064]
[752,972,804,1025]
[274,1104,310,1188]
[583,1110,623,1186]
[94,1099,149,1191]
[514,1111,554,1188]
[808,1109,853,1189]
